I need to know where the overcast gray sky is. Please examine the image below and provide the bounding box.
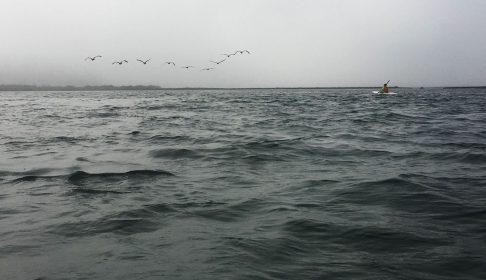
[1,0,485,87]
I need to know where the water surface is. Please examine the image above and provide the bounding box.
[1,88,485,279]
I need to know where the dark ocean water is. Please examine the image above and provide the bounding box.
[1,88,485,280]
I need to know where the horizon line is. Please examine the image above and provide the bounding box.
[1,84,485,91]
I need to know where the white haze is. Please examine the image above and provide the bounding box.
[1,0,485,87]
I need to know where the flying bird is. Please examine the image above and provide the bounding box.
[112,60,128,65]
[221,53,235,58]
[137,59,151,64]
[164,61,176,66]
[85,55,102,61]
[201,67,215,71]
[210,59,226,65]
[181,66,195,69]
[236,50,251,54]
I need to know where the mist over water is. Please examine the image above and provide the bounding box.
[1,88,485,279]
[2,0,486,87]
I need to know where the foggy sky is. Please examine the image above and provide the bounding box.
[1,0,485,87]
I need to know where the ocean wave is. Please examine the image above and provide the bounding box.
[148,135,191,143]
[48,203,177,237]
[329,177,471,218]
[12,175,57,182]
[390,151,486,164]
[149,148,203,159]
[306,146,393,158]
[49,217,159,237]
[70,188,128,195]
[1,168,55,178]
[282,218,449,252]
[9,169,174,185]
[189,198,268,222]
[67,170,174,186]
[140,104,179,110]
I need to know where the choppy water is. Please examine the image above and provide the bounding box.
[1,88,485,280]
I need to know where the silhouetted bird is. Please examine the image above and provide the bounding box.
[137,59,151,64]
[221,53,235,58]
[210,59,226,65]
[236,50,251,54]
[164,61,176,66]
[181,66,195,69]
[85,55,102,61]
[201,67,215,71]
[112,60,128,65]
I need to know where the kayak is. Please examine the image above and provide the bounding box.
[372,91,397,95]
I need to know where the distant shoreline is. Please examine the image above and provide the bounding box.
[0,84,485,91]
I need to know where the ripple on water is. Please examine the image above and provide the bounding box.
[1,88,485,280]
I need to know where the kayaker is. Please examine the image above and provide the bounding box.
[381,82,389,93]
